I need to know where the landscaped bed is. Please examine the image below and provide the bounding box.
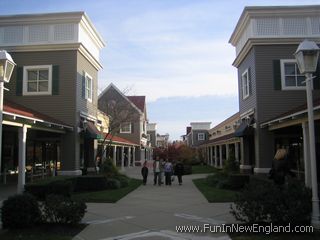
[191,164,219,174]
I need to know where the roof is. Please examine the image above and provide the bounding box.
[199,133,237,147]
[127,96,146,112]
[210,112,240,132]
[103,133,139,146]
[3,100,72,129]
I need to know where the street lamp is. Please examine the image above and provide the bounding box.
[294,39,320,229]
[0,50,16,182]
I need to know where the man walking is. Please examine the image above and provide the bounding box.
[153,157,162,186]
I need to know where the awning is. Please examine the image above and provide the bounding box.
[85,121,103,139]
[234,121,253,137]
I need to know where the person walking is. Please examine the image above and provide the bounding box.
[174,160,184,185]
[153,157,162,186]
[164,159,173,186]
[141,161,149,185]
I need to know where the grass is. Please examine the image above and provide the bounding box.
[0,223,86,240]
[73,178,142,203]
[191,165,219,174]
[192,178,238,202]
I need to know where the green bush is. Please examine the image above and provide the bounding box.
[25,179,73,200]
[113,174,129,188]
[42,194,87,224]
[106,178,121,189]
[231,177,312,224]
[223,150,239,174]
[206,172,249,190]
[101,158,119,177]
[72,175,108,192]
[183,165,192,175]
[227,174,250,190]
[1,193,42,229]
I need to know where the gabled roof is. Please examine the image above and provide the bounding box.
[103,133,139,146]
[127,96,145,112]
[3,100,72,130]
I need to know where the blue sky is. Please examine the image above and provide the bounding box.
[2,0,319,140]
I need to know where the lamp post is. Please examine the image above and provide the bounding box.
[294,39,320,228]
[0,50,16,182]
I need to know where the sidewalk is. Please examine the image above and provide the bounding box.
[74,162,236,240]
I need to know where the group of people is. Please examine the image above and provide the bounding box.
[141,157,184,186]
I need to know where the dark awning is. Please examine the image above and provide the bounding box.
[85,121,103,139]
[234,121,253,137]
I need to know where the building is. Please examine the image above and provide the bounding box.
[156,133,169,149]
[200,113,241,168]
[185,122,211,148]
[229,5,320,177]
[1,12,105,184]
[147,123,157,148]
[98,83,152,166]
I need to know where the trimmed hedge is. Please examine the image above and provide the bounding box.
[72,176,108,192]
[183,165,192,175]
[206,173,250,190]
[1,193,42,229]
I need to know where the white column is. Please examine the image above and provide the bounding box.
[132,147,136,166]
[18,125,27,194]
[214,145,218,168]
[235,142,239,162]
[226,144,230,161]
[302,122,311,188]
[206,147,209,165]
[219,145,223,168]
[121,146,124,169]
[128,147,131,168]
[113,146,117,166]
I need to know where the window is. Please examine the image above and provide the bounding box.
[120,122,131,133]
[241,69,250,99]
[280,59,306,90]
[147,134,151,141]
[198,133,205,141]
[85,72,93,102]
[23,65,52,95]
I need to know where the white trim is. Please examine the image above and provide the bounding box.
[240,108,254,119]
[241,68,250,99]
[280,59,306,90]
[57,170,82,176]
[198,133,205,141]
[84,72,93,102]
[254,167,271,174]
[80,111,97,121]
[23,65,52,96]
[240,164,252,170]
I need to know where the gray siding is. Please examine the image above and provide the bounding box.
[147,130,157,147]
[76,52,98,119]
[5,51,77,126]
[255,45,320,124]
[238,48,257,117]
[192,130,208,147]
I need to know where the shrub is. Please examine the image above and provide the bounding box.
[72,176,108,192]
[231,177,312,224]
[1,193,41,229]
[42,194,87,224]
[25,179,73,200]
[114,174,129,188]
[227,174,250,190]
[223,150,239,174]
[183,165,192,175]
[106,178,121,189]
[101,157,119,178]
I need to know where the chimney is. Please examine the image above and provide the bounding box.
[186,126,192,135]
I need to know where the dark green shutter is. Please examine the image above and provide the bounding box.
[16,66,23,96]
[273,60,282,90]
[82,72,86,99]
[52,65,59,95]
[131,122,134,133]
[247,67,252,95]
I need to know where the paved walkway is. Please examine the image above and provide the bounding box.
[74,163,237,240]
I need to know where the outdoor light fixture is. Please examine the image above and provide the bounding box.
[0,50,16,182]
[294,39,320,229]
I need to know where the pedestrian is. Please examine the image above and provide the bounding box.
[153,156,161,186]
[164,159,173,186]
[174,160,184,185]
[141,161,149,185]
[95,156,101,174]
[269,145,289,185]
[160,158,165,184]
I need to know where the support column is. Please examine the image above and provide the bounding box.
[132,147,136,166]
[302,122,311,188]
[226,144,230,161]
[113,146,117,166]
[210,146,213,166]
[235,142,239,162]
[214,145,218,168]
[206,147,209,165]
[18,125,27,194]
[128,147,131,168]
[121,146,124,170]
[219,145,223,168]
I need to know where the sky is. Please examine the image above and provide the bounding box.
[1,0,319,140]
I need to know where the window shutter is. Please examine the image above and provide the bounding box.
[131,122,134,133]
[82,72,86,99]
[314,62,320,90]
[16,66,23,96]
[247,67,252,95]
[52,65,59,95]
[273,60,282,90]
